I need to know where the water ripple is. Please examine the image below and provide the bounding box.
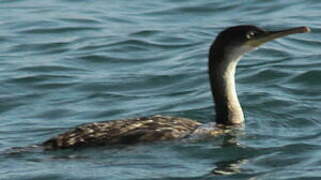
[286,70,321,88]
[19,26,100,34]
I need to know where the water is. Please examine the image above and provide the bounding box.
[0,0,320,179]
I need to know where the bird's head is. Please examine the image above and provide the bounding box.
[211,25,310,61]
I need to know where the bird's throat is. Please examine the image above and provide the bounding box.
[209,50,245,125]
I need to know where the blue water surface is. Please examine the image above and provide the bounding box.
[0,0,320,179]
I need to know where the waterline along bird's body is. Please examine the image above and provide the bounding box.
[42,25,310,150]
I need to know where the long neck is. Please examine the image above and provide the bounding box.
[208,46,244,125]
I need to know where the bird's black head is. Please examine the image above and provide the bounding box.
[214,25,266,49]
[211,25,310,61]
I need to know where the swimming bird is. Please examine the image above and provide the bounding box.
[42,25,310,150]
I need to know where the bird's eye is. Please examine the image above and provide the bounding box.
[246,31,256,39]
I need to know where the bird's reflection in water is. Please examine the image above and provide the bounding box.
[212,159,248,175]
[210,134,248,176]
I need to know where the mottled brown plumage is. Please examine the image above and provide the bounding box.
[43,115,202,150]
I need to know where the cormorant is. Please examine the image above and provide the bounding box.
[42,25,310,150]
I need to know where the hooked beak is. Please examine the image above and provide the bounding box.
[248,26,310,47]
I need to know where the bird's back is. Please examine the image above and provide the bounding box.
[43,115,202,150]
